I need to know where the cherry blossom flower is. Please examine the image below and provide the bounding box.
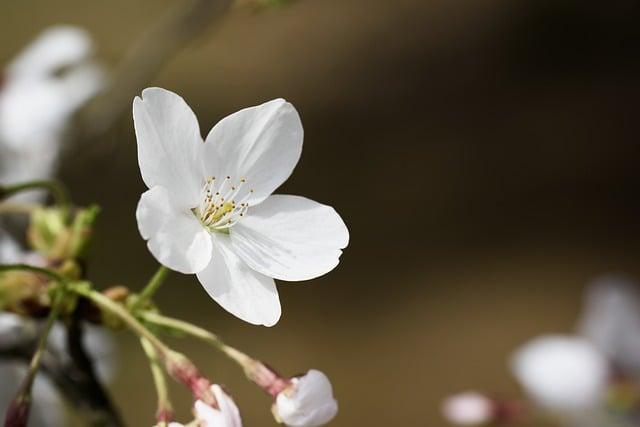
[510,334,609,413]
[134,88,349,326]
[272,370,338,427]
[441,391,493,426]
[0,25,105,196]
[193,384,242,427]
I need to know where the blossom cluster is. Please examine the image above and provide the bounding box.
[0,26,347,427]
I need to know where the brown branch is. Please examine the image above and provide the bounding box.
[65,301,124,427]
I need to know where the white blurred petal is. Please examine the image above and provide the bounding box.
[578,275,640,377]
[6,26,93,80]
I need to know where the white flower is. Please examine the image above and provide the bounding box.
[273,370,338,427]
[578,275,640,378]
[510,335,609,413]
[0,26,105,196]
[133,88,349,326]
[441,391,493,426]
[193,384,242,427]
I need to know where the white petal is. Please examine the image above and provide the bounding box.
[133,88,204,208]
[196,235,281,326]
[202,99,303,205]
[231,195,348,281]
[194,385,242,427]
[6,26,93,80]
[137,186,212,274]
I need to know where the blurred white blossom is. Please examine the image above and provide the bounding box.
[273,370,338,427]
[0,25,105,197]
[133,88,349,326]
[193,384,242,427]
[578,275,640,378]
[510,334,609,413]
[441,391,493,426]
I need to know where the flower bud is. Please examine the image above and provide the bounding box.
[193,384,242,427]
[441,391,493,425]
[272,370,338,427]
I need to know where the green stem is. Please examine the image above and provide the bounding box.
[140,338,173,425]
[0,264,65,282]
[68,284,216,406]
[69,284,172,357]
[131,266,170,312]
[0,180,70,209]
[140,312,251,367]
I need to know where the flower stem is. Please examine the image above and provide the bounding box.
[0,264,65,282]
[131,265,170,312]
[140,312,290,395]
[140,311,251,366]
[68,284,217,406]
[69,283,171,356]
[0,180,70,210]
[5,287,65,426]
[140,338,173,425]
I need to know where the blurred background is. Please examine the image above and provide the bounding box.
[2,0,640,425]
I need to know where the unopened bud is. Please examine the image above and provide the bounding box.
[272,370,337,427]
[4,393,30,427]
[441,392,494,426]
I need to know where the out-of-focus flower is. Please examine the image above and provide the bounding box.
[441,391,493,426]
[134,88,349,326]
[193,384,242,427]
[510,334,609,413]
[578,275,640,378]
[272,370,338,427]
[0,25,105,197]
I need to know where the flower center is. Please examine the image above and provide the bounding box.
[194,176,253,233]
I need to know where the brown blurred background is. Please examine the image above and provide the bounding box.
[3,0,640,425]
